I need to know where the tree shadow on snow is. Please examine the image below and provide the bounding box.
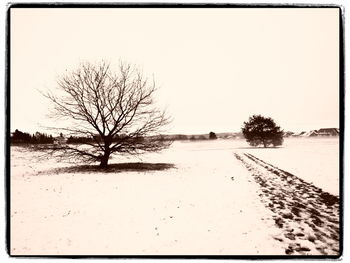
[40,162,176,175]
[236,146,284,149]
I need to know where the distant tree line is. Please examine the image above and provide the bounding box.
[158,132,218,141]
[66,136,94,144]
[66,134,146,144]
[11,129,54,144]
[10,129,220,145]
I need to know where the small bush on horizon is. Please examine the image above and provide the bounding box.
[209,132,217,139]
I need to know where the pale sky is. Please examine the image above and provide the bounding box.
[10,7,340,135]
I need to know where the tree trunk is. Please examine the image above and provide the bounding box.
[99,156,109,168]
[100,139,111,168]
[99,151,110,168]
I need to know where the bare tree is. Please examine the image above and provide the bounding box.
[44,61,171,168]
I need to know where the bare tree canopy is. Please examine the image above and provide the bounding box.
[44,61,171,168]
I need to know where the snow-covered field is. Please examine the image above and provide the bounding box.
[238,137,339,196]
[10,137,340,256]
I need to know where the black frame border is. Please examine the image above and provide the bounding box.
[5,2,345,260]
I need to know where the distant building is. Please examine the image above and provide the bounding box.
[298,131,306,136]
[316,128,339,136]
[308,130,319,137]
[305,128,339,137]
[284,131,295,137]
[288,128,339,138]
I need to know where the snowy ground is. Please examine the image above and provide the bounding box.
[10,137,339,256]
[238,137,339,196]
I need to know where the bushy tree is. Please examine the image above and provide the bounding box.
[241,115,283,147]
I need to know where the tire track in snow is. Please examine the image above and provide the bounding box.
[234,152,339,256]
